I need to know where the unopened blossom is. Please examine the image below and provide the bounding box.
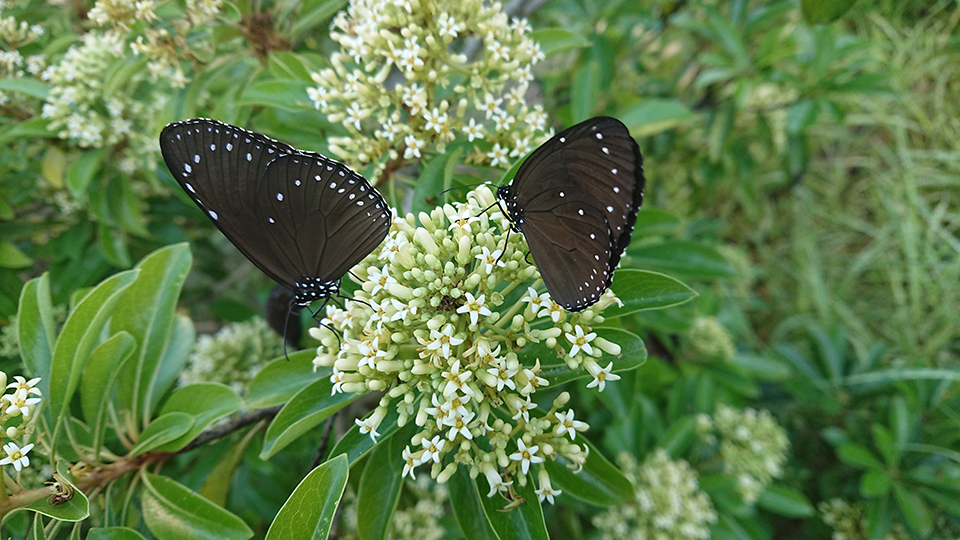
[0,442,34,471]
[535,469,562,505]
[311,186,628,504]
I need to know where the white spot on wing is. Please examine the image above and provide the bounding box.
[277,192,283,201]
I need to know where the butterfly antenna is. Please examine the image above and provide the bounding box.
[344,294,372,309]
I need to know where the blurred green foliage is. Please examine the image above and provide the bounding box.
[0,0,958,539]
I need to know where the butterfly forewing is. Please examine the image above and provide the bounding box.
[259,151,391,284]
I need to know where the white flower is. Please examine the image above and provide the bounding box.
[486,356,517,392]
[555,410,587,440]
[425,324,464,358]
[438,12,461,38]
[421,435,445,463]
[355,416,381,442]
[6,376,41,399]
[3,392,40,418]
[366,265,396,295]
[483,465,513,497]
[565,325,597,357]
[475,246,505,274]
[586,361,620,392]
[345,102,366,130]
[441,360,474,397]
[509,439,543,475]
[456,292,492,325]
[404,134,424,159]
[536,469,561,504]
[487,143,509,167]
[480,94,502,119]
[493,112,515,133]
[509,395,537,422]
[522,288,550,312]
[330,369,345,395]
[402,446,420,479]
[356,336,386,369]
[0,442,33,471]
[461,118,484,142]
[424,107,448,133]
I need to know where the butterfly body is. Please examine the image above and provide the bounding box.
[497,116,644,312]
[160,118,391,307]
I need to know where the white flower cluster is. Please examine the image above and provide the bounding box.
[180,317,284,394]
[0,12,46,105]
[697,405,789,504]
[687,316,735,362]
[308,0,550,174]
[340,477,448,540]
[819,499,909,540]
[39,31,166,175]
[594,450,717,540]
[0,372,43,472]
[312,186,624,504]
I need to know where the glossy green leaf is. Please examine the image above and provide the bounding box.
[357,435,405,540]
[602,270,697,318]
[149,315,195,413]
[477,472,548,540]
[48,269,139,442]
[448,468,498,540]
[327,406,401,464]
[621,99,697,137]
[268,51,313,81]
[111,244,192,429]
[529,28,590,57]
[571,59,600,123]
[0,241,32,269]
[544,438,633,506]
[66,148,106,199]
[239,80,314,111]
[535,328,646,387]
[80,331,136,456]
[265,454,349,540]
[756,485,815,517]
[801,0,859,23]
[130,412,194,457]
[26,460,89,521]
[86,527,148,540]
[246,350,323,409]
[153,383,243,452]
[261,378,358,459]
[17,274,56,396]
[0,77,50,99]
[141,472,253,540]
[28,513,46,540]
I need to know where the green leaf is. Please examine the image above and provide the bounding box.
[544,438,633,506]
[86,528,148,540]
[477,472,548,540]
[290,0,349,39]
[660,415,696,457]
[528,28,590,57]
[801,0,860,23]
[0,77,50,99]
[149,315,195,413]
[603,270,698,318]
[29,513,46,540]
[141,472,253,540]
[571,59,600,123]
[0,241,32,269]
[154,383,243,452]
[98,223,131,268]
[448,468,499,540]
[26,460,90,521]
[357,436,405,540]
[731,353,792,381]
[66,148,106,199]
[111,244,192,429]
[327,406,401,464]
[628,241,737,280]
[261,378,358,459]
[199,425,261,506]
[268,51,313,81]
[17,274,56,393]
[411,147,462,216]
[48,269,139,440]
[620,99,697,137]
[893,482,932,536]
[131,412,194,457]
[0,117,56,146]
[246,350,324,409]
[756,485,815,517]
[837,443,884,470]
[265,454,349,540]
[238,80,314,111]
[80,331,136,456]
[535,328,646,387]
[861,469,892,497]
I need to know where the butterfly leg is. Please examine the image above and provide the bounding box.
[310,298,343,351]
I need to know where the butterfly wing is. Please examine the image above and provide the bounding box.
[518,182,614,311]
[160,118,297,286]
[258,151,392,284]
[513,116,644,268]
